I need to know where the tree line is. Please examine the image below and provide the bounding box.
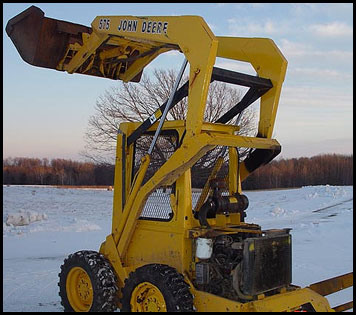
[3,157,114,186]
[242,153,353,190]
[3,154,353,189]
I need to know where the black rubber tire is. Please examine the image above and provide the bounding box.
[58,250,119,312]
[121,264,195,312]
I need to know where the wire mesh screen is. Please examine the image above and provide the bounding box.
[133,131,178,221]
[140,187,174,220]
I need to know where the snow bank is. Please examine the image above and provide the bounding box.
[5,210,48,226]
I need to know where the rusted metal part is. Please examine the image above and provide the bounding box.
[188,224,263,239]
[6,5,91,69]
[308,272,353,296]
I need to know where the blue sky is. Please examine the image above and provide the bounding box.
[3,3,353,160]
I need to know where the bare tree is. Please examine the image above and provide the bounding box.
[81,68,257,166]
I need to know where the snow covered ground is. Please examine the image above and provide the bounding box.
[3,184,353,312]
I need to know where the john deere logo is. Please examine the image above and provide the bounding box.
[118,19,168,34]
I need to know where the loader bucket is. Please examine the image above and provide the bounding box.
[6,5,91,70]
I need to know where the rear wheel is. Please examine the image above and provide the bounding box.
[121,264,194,312]
[58,250,119,312]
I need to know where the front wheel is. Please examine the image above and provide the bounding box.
[121,264,194,312]
[58,250,119,312]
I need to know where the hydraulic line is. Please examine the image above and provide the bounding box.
[148,58,188,155]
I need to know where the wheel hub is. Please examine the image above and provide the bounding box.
[66,266,93,312]
[131,282,167,312]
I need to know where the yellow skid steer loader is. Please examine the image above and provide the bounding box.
[6,6,353,312]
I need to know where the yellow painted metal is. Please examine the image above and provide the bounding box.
[117,132,215,258]
[239,161,252,182]
[119,120,239,136]
[209,133,281,150]
[62,31,109,74]
[119,123,137,211]
[115,154,151,246]
[184,40,218,138]
[119,46,172,82]
[187,223,262,240]
[130,282,167,312]
[125,224,186,275]
[244,287,334,312]
[307,272,353,297]
[189,283,334,312]
[112,131,124,233]
[123,172,195,275]
[54,14,219,85]
[66,267,93,312]
[99,234,127,287]
[214,213,241,227]
[228,147,239,194]
[113,123,280,259]
[216,37,287,139]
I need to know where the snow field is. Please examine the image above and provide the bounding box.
[2,185,353,311]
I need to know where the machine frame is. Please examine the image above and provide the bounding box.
[6,6,353,312]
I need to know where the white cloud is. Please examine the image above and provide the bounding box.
[278,39,310,57]
[289,3,353,20]
[231,3,270,10]
[275,99,353,150]
[309,22,353,37]
[289,67,352,81]
[280,85,353,110]
[227,19,289,36]
[279,39,353,64]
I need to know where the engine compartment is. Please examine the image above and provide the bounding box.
[192,228,292,301]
